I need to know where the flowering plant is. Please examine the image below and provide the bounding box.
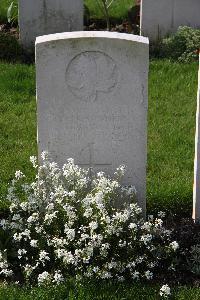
[0,152,179,285]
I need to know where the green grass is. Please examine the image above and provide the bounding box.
[147,60,197,215]
[0,60,198,216]
[0,282,200,300]
[0,63,36,207]
[85,0,134,21]
[0,0,10,23]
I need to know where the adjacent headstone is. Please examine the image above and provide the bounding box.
[193,53,200,222]
[18,0,83,49]
[36,31,149,212]
[141,0,200,41]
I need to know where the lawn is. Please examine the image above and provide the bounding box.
[0,60,198,216]
[85,0,134,21]
[0,282,200,300]
[0,0,11,24]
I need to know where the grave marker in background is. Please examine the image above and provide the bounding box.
[19,0,83,49]
[141,0,200,41]
[36,31,149,212]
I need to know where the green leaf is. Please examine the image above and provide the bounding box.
[7,1,14,23]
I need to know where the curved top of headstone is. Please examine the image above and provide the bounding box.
[36,31,149,46]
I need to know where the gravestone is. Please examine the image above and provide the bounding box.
[18,0,83,49]
[36,31,149,212]
[141,0,200,41]
[193,54,200,222]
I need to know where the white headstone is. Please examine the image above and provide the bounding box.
[18,0,83,49]
[141,0,200,41]
[193,53,200,222]
[36,31,149,212]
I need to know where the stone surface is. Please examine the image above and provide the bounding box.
[36,31,149,212]
[141,0,200,41]
[193,54,200,222]
[18,0,83,49]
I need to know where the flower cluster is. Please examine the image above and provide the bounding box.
[0,153,179,285]
[0,250,13,278]
[160,284,171,298]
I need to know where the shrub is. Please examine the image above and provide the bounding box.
[0,153,179,285]
[161,26,200,62]
[0,32,22,62]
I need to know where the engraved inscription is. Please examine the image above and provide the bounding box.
[66,51,120,102]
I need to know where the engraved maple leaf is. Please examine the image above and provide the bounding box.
[66,51,119,102]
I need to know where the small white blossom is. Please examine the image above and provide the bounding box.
[30,156,37,168]
[144,270,153,280]
[18,249,27,259]
[30,240,38,248]
[15,170,24,180]
[160,284,171,298]
[53,270,64,284]
[39,251,50,263]
[89,221,98,231]
[129,223,137,230]
[38,271,51,285]
[158,211,166,218]
[41,151,48,161]
[132,271,140,280]
[169,241,179,251]
[140,234,152,245]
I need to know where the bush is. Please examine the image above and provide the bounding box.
[0,32,22,62]
[0,152,179,285]
[161,26,200,62]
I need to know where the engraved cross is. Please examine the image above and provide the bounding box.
[78,143,112,177]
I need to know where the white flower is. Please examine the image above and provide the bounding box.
[68,190,76,197]
[93,266,99,273]
[160,284,171,298]
[39,251,50,263]
[158,211,166,218]
[101,271,112,279]
[15,170,24,180]
[155,218,163,227]
[53,270,64,284]
[89,221,98,231]
[64,226,75,241]
[30,156,37,168]
[0,219,7,229]
[144,270,153,280]
[18,249,27,259]
[24,264,34,277]
[129,223,137,230]
[20,202,28,211]
[0,269,13,277]
[141,222,151,231]
[41,151,48,161]
[169,241,179,251]
[27,213,38,223]
[115,165,126,176]
[140,234,152,245]
[132,271,140,280]
[13,233,23,242]
[38,271,50,285]
[83,208,93,218]
[12,214,21,221]
[30,240,38,248]
[35,226,43,234]
[44,211,58,224]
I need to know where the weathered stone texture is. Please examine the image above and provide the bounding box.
[36,31,149,212]
[141,0,200,40]
[19,0,83,49]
